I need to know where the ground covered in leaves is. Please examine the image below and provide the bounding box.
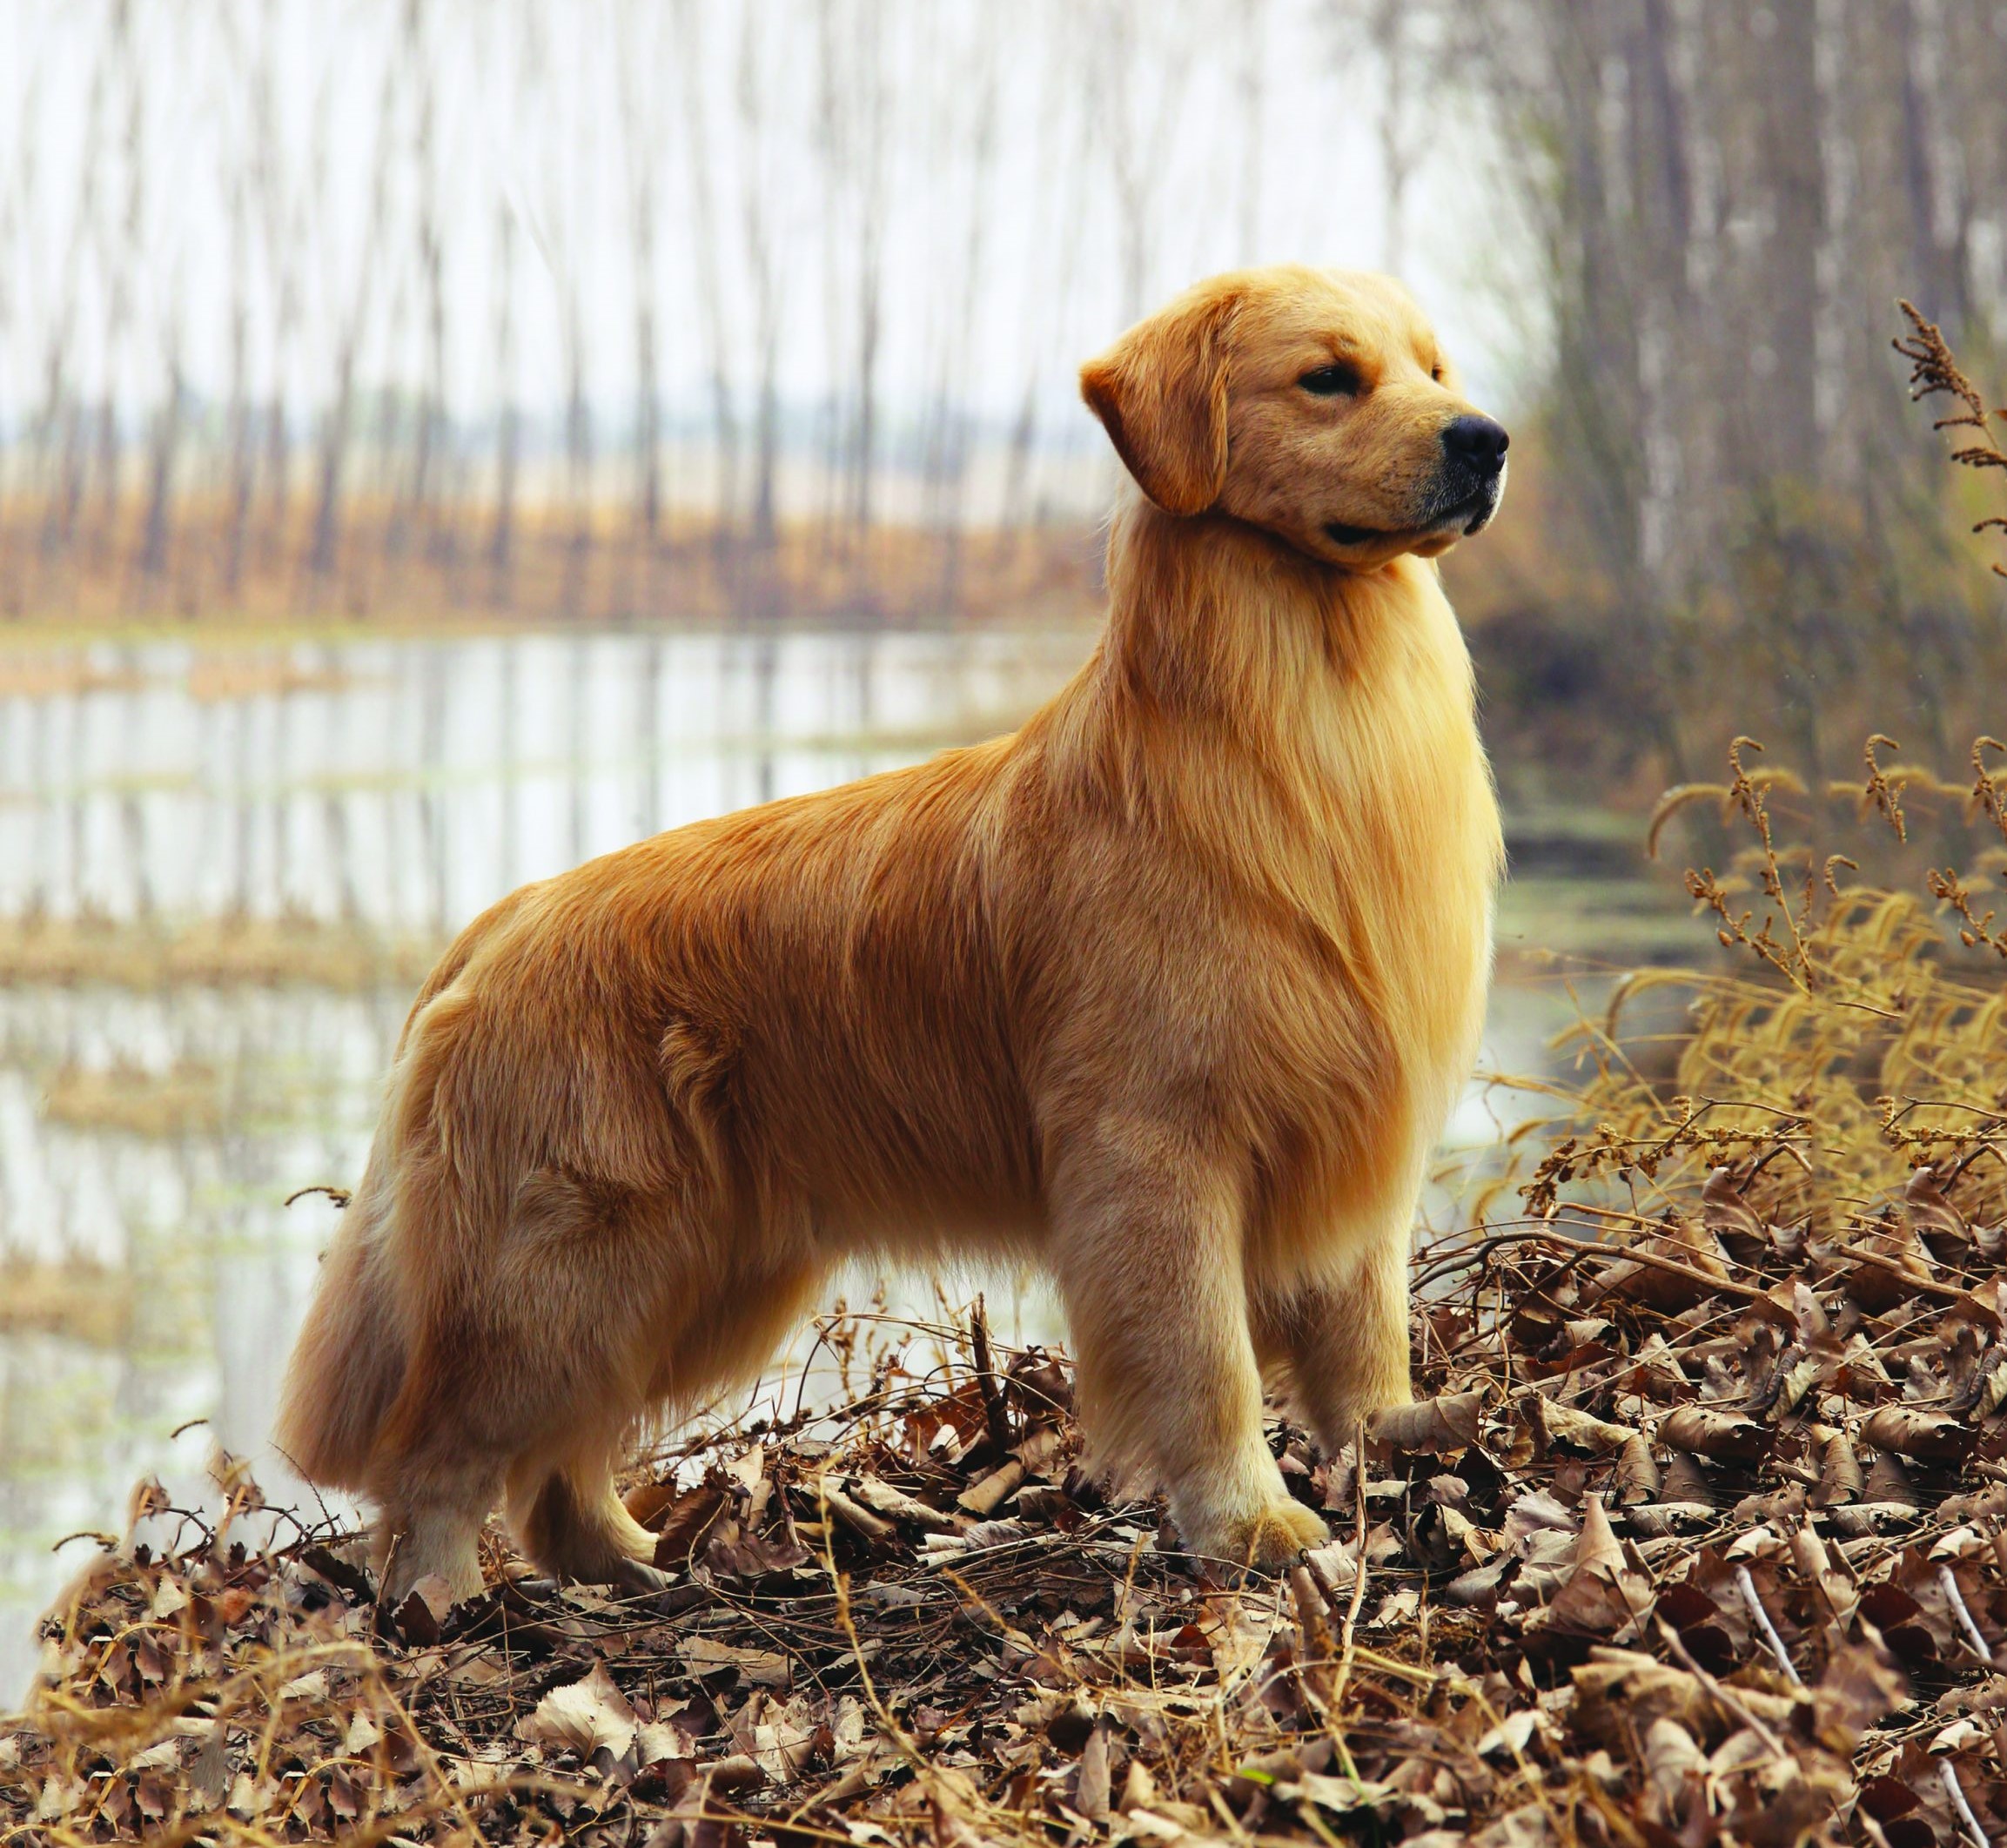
[3,739,2006,1848]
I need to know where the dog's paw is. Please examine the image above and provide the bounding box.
[602,1556,677,1596]
[1221,1498,1330,1574]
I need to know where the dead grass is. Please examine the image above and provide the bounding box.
[0,499,1106,639]
[39,1064,227,1139]
[0,915,442,993]
[0,1266,133,1349]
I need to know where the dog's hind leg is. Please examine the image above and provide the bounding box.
[504,1248,826,1590]
[366,1160,668,1605]
[373,1456,500,1609]
[509,1452,668,1593]
[1259,1233,1413,1458]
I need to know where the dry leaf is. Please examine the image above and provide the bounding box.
[515,1663,641,1759]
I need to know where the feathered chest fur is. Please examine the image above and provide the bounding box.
[1037,502,1504,1246]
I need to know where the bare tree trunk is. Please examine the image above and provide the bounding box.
[488,202,520,605]
[1003,25,1092,541]
[930,17,1001,607]
[1753,0,1822,480]
[737,7,782,557]
[560,286,594,617]
[224,177,255,599]
[676,0,741,554]
[812,0,850,554]
[137,329,184,581]
[1236,0,1268,262]
[1105,5,1148,326]
[1372,0,1410,275]
[254,14,299,578]
[633,218,662,549]
[36,325,78,567]
[33,44,107,571]
[1893,0,1967,335]
[410,39,451,575]
[94,14,142,575]
[621,20,664,558]
[308,332,359,584]
[849,12,886,544]
[417,217,448,565]
[309,53,399,589]
[1100,0,1194,326]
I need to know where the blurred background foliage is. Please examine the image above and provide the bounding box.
[1447,0,2007,802]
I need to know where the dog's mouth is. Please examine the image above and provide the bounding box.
[1322,520,1387,548]
[1324,472,1504,550]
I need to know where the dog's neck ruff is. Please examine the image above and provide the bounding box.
[1094,493,1469,736]
[1052,488,1502,954]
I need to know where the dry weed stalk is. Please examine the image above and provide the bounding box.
[1894,300,2007,579]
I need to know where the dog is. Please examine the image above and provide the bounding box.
[276,265,1507,1603]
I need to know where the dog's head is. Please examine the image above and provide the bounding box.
[1080,265,1507,567]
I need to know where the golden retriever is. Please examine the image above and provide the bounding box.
[277,265,1507,1602]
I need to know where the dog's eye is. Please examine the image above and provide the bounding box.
[1299,361,1361,398]
[1431,363,1445,382]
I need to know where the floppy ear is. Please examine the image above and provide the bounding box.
[1079,283,1239,516]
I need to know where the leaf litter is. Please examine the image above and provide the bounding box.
[3,736,2006,1847]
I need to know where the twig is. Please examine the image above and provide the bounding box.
[968,1295,1014,1456]
[1937,1564,1994,1665]
[1655,1617,1789,1762]
[1415,1226,1768,1301]
[1325,1428,1373,1728]
[1940,1759,1989,1848]
[1732,1564,1801,1686]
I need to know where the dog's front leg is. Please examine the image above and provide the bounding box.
[1265,1236,1413,1459]
[1049,1118,1328,1573]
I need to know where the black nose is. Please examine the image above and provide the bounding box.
[1441,414,1509,473]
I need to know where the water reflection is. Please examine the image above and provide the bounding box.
[0,628,1687,1693]
[1,632,1085,931]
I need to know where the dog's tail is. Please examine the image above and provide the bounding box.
[274,1159,407,1491]
[276,901,521,1489]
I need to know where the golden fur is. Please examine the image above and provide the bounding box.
[276,265,1507,1599]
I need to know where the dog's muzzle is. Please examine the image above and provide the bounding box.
[1426,414,1510,534]
[1322,414,1511,547]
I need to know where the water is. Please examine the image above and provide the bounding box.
[0,628,1692,1693]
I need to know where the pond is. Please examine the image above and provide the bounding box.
[0,628,1695,1693]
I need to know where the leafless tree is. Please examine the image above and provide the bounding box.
[735,5,783,556]
[488,199,520,603]
[135,304,183,582]
[410,47,452,575]
[252,26,303,578]
[307,54,399,587]
[6,0,2000,668]
[1234,0,1269,263]
[922,13,1001,598]
[674,0,741,548]
[91,10,143,574]
[844,3,889,542]
[221,163,255,598]
[1452,0,2007,776]
[620,8,666,552]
